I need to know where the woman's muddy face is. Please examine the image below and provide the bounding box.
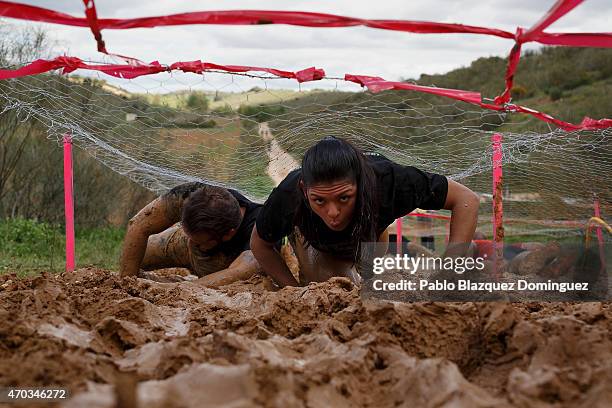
[304,179,357,232]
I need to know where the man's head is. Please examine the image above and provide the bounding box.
[181,185,242,251]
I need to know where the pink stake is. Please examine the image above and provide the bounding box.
[445,221,450,245]
[407,212,450,221]
[492,133,504,277]
[396,217,403,255]
[593,194,606,272]
[63,134,75,271]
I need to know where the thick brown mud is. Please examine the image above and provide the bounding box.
[0,269,610,407]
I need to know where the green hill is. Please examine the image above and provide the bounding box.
[266,47,612,134]
[258,46,612,153]
[414,47,612,132]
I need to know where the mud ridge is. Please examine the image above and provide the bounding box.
[0,269,610,407]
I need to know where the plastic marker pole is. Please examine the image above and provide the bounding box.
[396,217,403,255]
[593,194,605,272]
[445,221,450,245]
[63,134,75,271]
[492,133,504,277]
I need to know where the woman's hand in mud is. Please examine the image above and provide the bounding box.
[250,227,299,287]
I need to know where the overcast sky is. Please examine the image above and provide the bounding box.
[4,0,611,93]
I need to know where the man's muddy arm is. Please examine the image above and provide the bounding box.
[250,226,299,287]
[120,198,175,277]
[193,250,261,288]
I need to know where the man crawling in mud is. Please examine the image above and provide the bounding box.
[120,182,263,287]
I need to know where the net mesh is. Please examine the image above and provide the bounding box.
[0,68,610,240]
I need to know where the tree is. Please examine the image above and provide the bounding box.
[0,25,50,206]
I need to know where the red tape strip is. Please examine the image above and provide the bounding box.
[494,39,522,105]
[0,1,87,26]
[519,0,585,43]
[0,0,610,130]
[1,0,609,48]
[0,56,325,82]
[492,0,612,106]
[345,74,482,105]
[536,32,612,48]
[346,73,612,131]
[169,61,324,82]
[0,3,512,39]
[82,0,106,53]
[0,56,609,131]
[2,0,610,48]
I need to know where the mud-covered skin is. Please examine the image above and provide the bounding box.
[141,223,191,270]
[193,250,262,288]
[120,182,258,284]
[142,223,234,277]
[121,195,175,277]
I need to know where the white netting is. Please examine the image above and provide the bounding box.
[0,68,610,239]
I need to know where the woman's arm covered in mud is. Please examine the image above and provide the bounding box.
[250,226,299,287]
[192,250,261,288]
[120,197,176,277]
[442,179,480,257]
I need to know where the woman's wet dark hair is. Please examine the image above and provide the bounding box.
[181,185,241,240]
[294,136,378,263]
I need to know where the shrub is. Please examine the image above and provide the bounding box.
[212,104,234,115]
[186,92,209,112]
[510,85,530,100]
[547,87,563,101]
[238,104,286,123]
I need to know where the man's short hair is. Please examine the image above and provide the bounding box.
[181,185,241,239]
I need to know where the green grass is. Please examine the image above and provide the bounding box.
[135,88,328,111]
[0,218,125,277]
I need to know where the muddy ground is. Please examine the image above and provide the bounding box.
[0,268,611,407]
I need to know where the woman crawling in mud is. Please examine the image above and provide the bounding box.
[251,136,480,287]
[120,182,263,287]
